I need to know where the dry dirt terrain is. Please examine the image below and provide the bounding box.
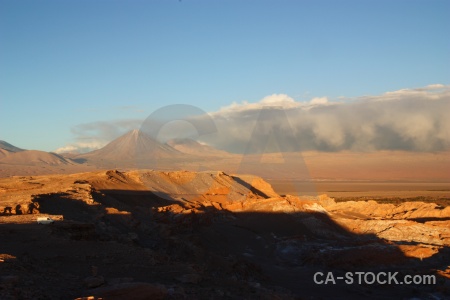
[1,170,449,299]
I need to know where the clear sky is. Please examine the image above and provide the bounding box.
[1,0,449,152]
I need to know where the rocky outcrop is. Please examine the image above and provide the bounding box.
[334,218,450,246]
[323,199,450,220]
[318,199,450,248]
[1,170,449,299]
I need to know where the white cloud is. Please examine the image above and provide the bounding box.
[54,145,78,154]
[214,93,336,121]
[361,84,450,102]
[54,141,107,154]
[424,83,445,89]
[260,94,296,105]
[310,97,328,105]
[62,84,450,154]
[199,84,450,153]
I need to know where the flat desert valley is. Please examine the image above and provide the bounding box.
[1,132,449,299]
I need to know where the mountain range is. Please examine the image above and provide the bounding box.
[0,130,231,170]
[1,131,450,182]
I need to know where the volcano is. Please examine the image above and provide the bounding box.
[74,130,184,167]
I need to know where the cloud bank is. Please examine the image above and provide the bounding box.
[57,84,450,153]
[202,84,450,153]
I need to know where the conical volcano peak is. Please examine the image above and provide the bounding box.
[126,129,154,142]
[74,129,181,165]
[124,129,142,140]
[130,129,140,136]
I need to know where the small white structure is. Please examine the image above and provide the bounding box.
[37,217,55,224]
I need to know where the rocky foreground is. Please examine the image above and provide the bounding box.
[0,170,449,299]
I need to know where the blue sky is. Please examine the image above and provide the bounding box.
[1,0,449,152]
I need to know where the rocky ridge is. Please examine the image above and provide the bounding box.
[1,170,449,299]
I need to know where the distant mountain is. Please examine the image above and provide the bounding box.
[75,130,183,166]
[0,140,24,152]
[166,138,230,157]
[0,140,76,166]
[0,150,76,166]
